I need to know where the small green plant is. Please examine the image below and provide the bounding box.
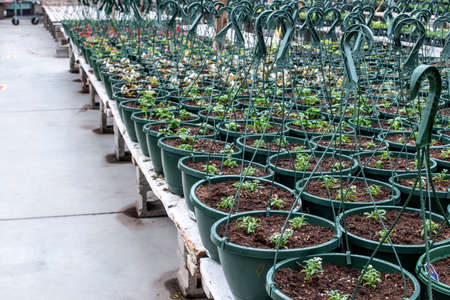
[252,139,265,148]
[243,166,257,176]
[294,153,311,171]
[326,290,350,300]
[434,169,448,183]
[365,141,377,148]
[366,184,381,197]
[441,149,450,160]
[360,265,382,289]
[335,185,358,202]
[300,257,323,281]
[421,219,441,237]
[364,209,387,221]
[377,229,390,243]
[289,215,308,230]
[321,176,339,189]
[270,194,285,209]
[274,137,287,148]
[220,144,234,154]
[232,180,263,191]
[202,163,219,175]
[269,228,293,249]
[217,196,234,209]
[332,161,347,171]
[177,143,194,151]
[223,156,238,168]
[237,216,260,234]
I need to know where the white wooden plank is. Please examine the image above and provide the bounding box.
[200,258,234,300]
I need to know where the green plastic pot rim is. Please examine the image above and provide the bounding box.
[267,253,421,300]
[268,151,359,177]
[296,175,401,207]
[158,136,242,157]
[210,210,341,259]
[378,132,450,150]
[337,205,450,253]
[216,120,290,138]
[178,154,273,179]
[191,175,296,219]
[416,244,450,294]
[389,173,450,199]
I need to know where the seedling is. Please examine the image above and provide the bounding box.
[433,169,448,183]
[252,139,265,148]
[366,184,382,197]
[270,194,285,209]
[237,216,260,234]
[335,185,358,202]
[269,228,293,249]
[441,149,450,160]
[274,137,287,148]
[421,219,441,237]
[178,109,190,119]
[326,290,350,300]
[332,161,347,171]
[292,145,307,151]
[365,141,377,148]
[177,144,194,151]
[217,196,234,209]
[243,166,257,176]
[289,215,308,230]
[223,156,238,168]
[295,153,311,171]
[364,209,387,221]
[232,180,263,191]
[197,123,213,135]
[300,257,323,281]
[360,265,382,289]
[220,144,234,154]
[202,164,219,175]
[377,229,390,243]
[321,176,339,189]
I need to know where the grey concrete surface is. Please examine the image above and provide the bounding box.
[0,19,179,299]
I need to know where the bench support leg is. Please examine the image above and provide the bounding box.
[80,69,89,93]
[135,167,167,218]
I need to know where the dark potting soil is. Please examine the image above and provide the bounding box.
[303,179,392,202]
[386,134,447,147]
[365,119,411,131]
[288,122,352,133]
[361,155,415,170]
[274,156,352,172]
[274,263,414,300]
[397,177,449,192]
[184,160,267,177]
[123,101,173,109]
[195,180,296,213]
[200,110,247,120]
[345,210,450,244]
[245,138,307,151]
[220,122,282,134]
[148,124,214,136]
[430,148,450,162]
[317,136,384,151]
[377,105,408,116]
[217,214,334,249]
[162,138,237,153]
[434,256,450,286]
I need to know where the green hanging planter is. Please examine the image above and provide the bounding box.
[268,151,358,188]
[266,253,421,300]
[296,175,401,220]
[416,244,450,300]
[337,206,450,272]
[158,137,242,195]
[210,210,341,300]
[178,155,274,217]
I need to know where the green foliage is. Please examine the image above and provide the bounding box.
[270,194,285,209]
[217,196,234,209]
[377,229,390,243]
[232,180,263,191]
[289,215,308,230]
[202,163,219,175]
[223,156,238,168]
[441,149,450,160]
[321,176,339,189]
[300,257,323,281]
[252,139,265,148]
[243,166,257,176]
[237,216,260,234]
[326,290,350,300]
[366,184,381,197]
[421,219,441,237]
[360,265,382,290]
[364,209,387,221]
[335,185,358,202]
[294,153,311,171]
[220,144,234,154]
[269,228,293,249]
[434,169,448,183]
[177,144,194,151]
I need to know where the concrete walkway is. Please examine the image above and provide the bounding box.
[0,19,179,300]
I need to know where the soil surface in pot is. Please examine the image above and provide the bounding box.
[303,179,393,202]
[195,180,296,213]
[244,137,307,151]
[345,210,450,244]
[200,110,249,120]
[360,154,416,170]
[397,176,449,192]
[148,124,214,136]
[184,160,267,177]
[316,136,383,151]
[217,214,334,249]
[357,119,412,131]
[163,138,237,153]
[124,101,175,109]
[430,148,450,162]
[434,256,450,286]
[385,134,447,147]
[219,122,282,135]
[274,155,352,172]
[274,263,414,300]
[288,121,352,134]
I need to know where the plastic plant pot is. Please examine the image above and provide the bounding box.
[210,210,341,300]
[416,244,450,300]
[266,253,421,300]
[158,137,242,196]
[286,119,355,138]
[296,175,401,220]
[178,155,273,217]
[191,176,298,262]
[236,135,314,165]
[217,120,290,143]
[337,206,450,272]
[268,151,359,188]
[378,132,450,153]
[429,145,450,170]
[309,134,388,155]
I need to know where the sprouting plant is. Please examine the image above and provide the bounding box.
[292,145,306,151]
[197,122,213,135]
[300,257,323,281]
[433,169,448,183]
[274,137,287,148]
[220,144,234,154]
[336,185,358,202]
[364,209,387,221]
[421,219,441,237]
[321,176,339,189]
[270,194,285,209]
[243,166,257,176]
[237,216,260,234]
[217,196,234,209]
[177,144,194,151]
[178,109,190,119]
[289,215,308,230]
[223,156,238,168]
[212,104,226,116]
[360,265,382,290]
[269,228,293,249]
[374,160,384,168]
[365,141,377,148]
[232,180,263,191]
[295,153,311,171]
[366,184,382,197]
[326,290,350,300]
[252,139,265,148]
[441,149,450,160]
[379,151,391,161]
[202,163,219,175]
[377,229,390,243]
[332,161,347,171]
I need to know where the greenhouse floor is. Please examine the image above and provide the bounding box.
[0,19,182,300]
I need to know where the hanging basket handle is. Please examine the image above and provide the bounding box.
[393,17,426,72]
[324,7,341,39]
[410,65,442,149]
